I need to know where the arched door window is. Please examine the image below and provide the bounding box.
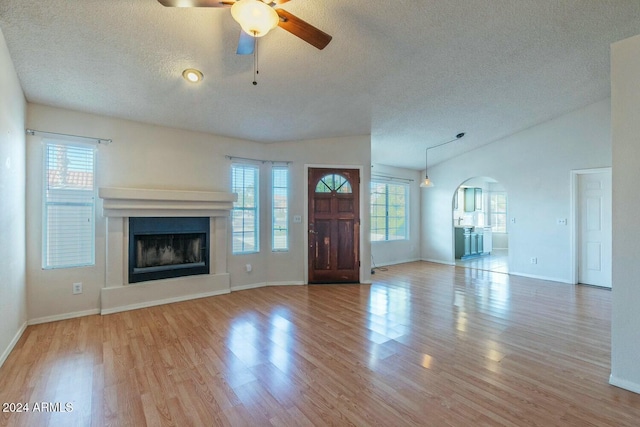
[315,173,352,193]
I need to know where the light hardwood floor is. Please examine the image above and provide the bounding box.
[455,248,509,274]
[1,261,639,426]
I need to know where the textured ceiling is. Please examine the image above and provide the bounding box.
[1,0,639,169]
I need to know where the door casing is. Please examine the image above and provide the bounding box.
[570,167,612,287]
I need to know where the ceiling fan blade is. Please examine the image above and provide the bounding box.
[237,30,255,55]
[276,9,332,50]
[271,0,291,4]
[157,0,231,7]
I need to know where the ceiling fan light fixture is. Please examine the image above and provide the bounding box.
[231,0,279,38]
[182,68,203,83]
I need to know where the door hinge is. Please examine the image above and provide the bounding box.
[358,260,361,267]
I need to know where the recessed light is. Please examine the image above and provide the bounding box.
[182,68,203,83]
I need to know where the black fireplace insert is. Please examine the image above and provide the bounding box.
[128,217,210,283]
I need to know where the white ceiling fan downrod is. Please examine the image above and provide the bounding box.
[253,32,259,86]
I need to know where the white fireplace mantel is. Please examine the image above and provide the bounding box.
[98,187,236,315]
[99,187,237,217]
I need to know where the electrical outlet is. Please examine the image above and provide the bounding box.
[511,217,516,224]
[72,282,83,294]
[557,218,567,225]
[530,257,537,265]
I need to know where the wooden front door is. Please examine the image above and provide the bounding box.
[308,168,360,283]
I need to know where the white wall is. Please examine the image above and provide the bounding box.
[25,104,372,321]
[370,164,422,267]
[421,99,611,282]
[611,34,640,394]
[0,28,27,366]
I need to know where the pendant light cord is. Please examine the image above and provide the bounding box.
[421,132,466,187]
[425,148,428,178]
[426,132,466,169]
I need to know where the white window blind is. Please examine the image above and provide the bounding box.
[272,166,289,251]
[231,164,259,254]
[43,141,96,269]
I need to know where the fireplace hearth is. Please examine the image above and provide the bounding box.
[129,217,210,283]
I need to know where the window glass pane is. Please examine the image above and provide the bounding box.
[43,141,96,269]
[315,173,352,193]
[369,181,409,241]
[489,192,508,233]
[272,167,288,251]
[232,164,259,254]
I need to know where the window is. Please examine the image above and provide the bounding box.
[272,166,289,251]
[315,173,352,193]
[43,140,96,269]
[232,164,259,254]
[370,181,408,241]
[489,192,507,232]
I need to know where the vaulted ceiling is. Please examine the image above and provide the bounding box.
[1,1,639,169]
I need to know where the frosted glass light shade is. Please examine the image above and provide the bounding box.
[231,0,279,38]
[420,177,434,188]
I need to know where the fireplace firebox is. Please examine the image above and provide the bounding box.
[128,217,210,283]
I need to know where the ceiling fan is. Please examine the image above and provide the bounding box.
[158,0,332,55]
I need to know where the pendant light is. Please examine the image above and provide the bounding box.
[420,147,433,187]
[420,132,466,188]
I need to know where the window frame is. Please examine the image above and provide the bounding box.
[489,191,508,233]
[370,180,409,242]
[42,139,97,269]
[271,166,289,252]
[231,163,260,254]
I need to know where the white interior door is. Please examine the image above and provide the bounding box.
[578,170,612,287]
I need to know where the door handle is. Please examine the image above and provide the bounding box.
[309,230,317,234]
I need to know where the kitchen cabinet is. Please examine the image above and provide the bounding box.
[455,226,485,259]
[482,227,492,253]
[463,187,483,212]
[464,188,475,212]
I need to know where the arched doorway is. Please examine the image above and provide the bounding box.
[452,177,509,273]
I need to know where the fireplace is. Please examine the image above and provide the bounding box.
[129,217,210,283]
[99,187,236,315]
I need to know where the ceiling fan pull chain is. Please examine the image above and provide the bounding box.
[253,32,258,86]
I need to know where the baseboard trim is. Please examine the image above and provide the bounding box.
[421,258,456,266]
[100,290,230,315]
[610,374,640,395]
[231,281,306,292]
[28,309,101,326]
[0,321,27,368]
[231,282,267,292]
[509,271,572,284]
[267,281,305,287]
[372,258,421,268]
